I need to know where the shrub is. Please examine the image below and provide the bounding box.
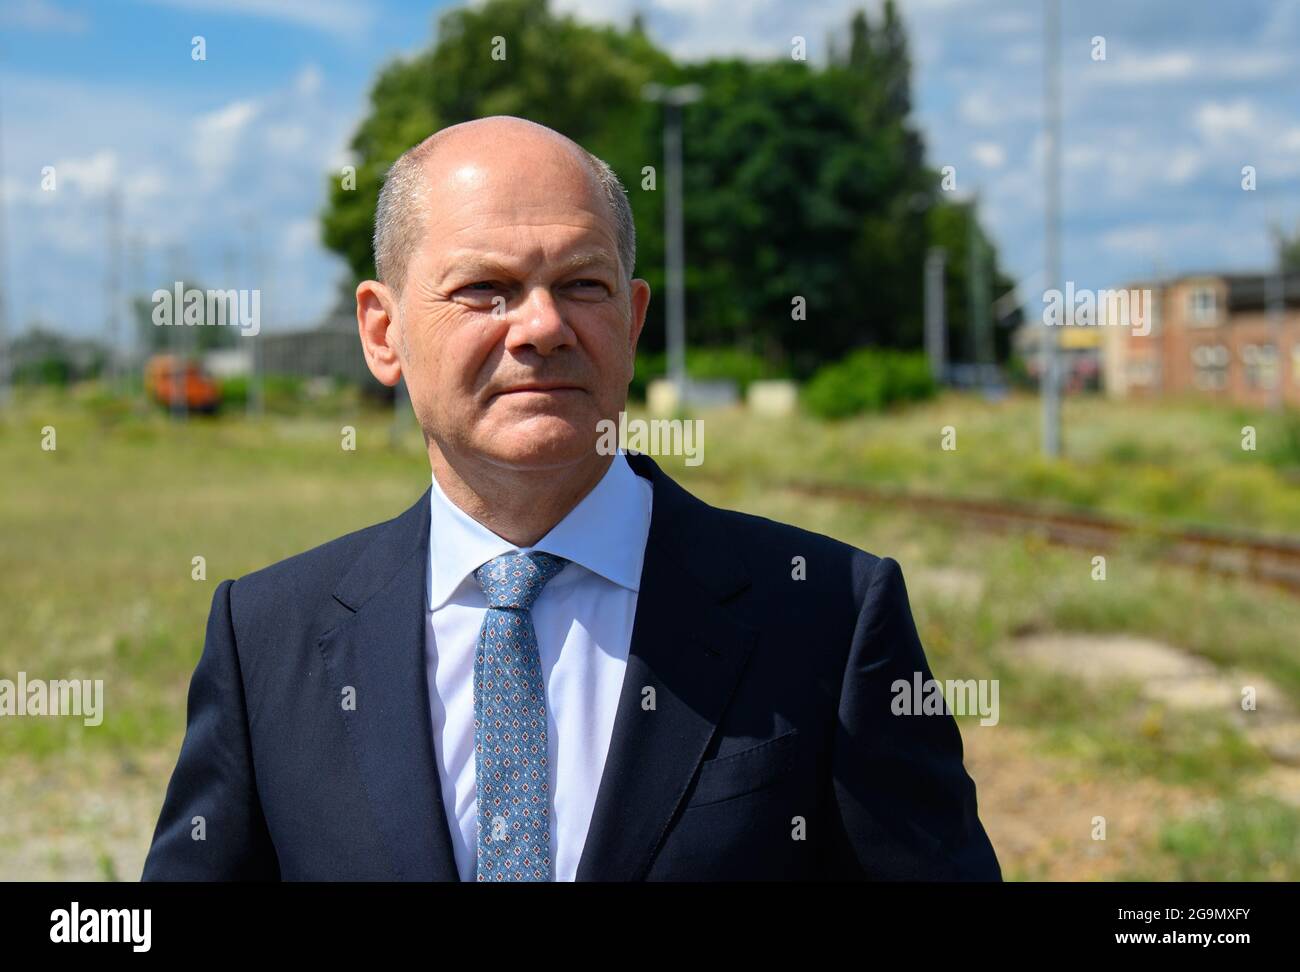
[218,375,249,408]
[803,348,936,419]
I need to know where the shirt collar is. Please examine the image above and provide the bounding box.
[426,451,652,611]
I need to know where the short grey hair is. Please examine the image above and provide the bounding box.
[373,129,636,296]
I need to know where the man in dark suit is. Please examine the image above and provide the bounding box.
[142,116,999,881]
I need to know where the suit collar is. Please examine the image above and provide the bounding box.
[425,451,653,611]
[330,488,431,614]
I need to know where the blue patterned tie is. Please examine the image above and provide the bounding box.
[472,551,569,881]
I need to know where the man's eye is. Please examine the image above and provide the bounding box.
[454,282,503,303]
[566,279,608,295]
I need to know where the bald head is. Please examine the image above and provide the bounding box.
[373,116,636,297]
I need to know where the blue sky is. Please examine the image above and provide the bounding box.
[2,0,1298,344]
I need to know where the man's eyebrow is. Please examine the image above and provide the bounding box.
[438,250,618,283]
[553,251,618,275]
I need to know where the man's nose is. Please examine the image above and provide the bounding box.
[503,286,575,357]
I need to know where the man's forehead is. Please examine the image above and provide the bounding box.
[420,177,616,262]
[438,246,618,272]
[421,157,605,224]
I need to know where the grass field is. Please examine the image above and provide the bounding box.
[653,389,1300,535]
[1,385,1297,880]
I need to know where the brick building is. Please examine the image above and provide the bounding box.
[1103,272,1300,408]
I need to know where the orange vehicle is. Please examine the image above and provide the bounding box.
[144,354,222,413]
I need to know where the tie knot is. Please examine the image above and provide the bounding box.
[473,551,569,610]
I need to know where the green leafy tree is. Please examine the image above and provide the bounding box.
[927,200,1020,367]
[320,0,1014,376]
[321,0,674,284]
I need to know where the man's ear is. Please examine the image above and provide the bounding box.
[628,277,651,352]
[356,279,404,387]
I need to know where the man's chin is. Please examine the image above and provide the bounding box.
[474,416,601,471]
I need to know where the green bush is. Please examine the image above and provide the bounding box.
[218,375,249,408]
[803,348,936,419]
[685,347,784,393]
[216,374,307,413]
[1261,410,1300,472]
[15,357,72,386]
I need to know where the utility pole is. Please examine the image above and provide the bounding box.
[105,188,123,393]
[924,247,946,383]
[0,69,11,410]
[643,82,702,409]
[128,234,145,398]
[244,213,263,417]
[168,244,189,421]
[968,199,993,385]
[1041,0,1063,457]
[1267,228,1286,412]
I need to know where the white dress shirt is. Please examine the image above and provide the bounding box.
[424,451,653,881]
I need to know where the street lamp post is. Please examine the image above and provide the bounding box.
[1041,0,1063,457]
[643,82,702,409]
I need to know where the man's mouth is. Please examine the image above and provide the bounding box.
[493,383,585,396]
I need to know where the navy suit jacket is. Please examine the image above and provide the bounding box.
[142,452,1000,881]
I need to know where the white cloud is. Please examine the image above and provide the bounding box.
[1098,51,1196,83]
[552,0,845,61]
[983,11,1033,34]
[1193,99,1259,142]
[1091,49,1289,85]
[191,100,259,186]
[282,218,319,255]
[266,122,309,155]
[39,209,101,255]
[123,167,168,202]
[1165,146,1204,185]
[295,64,324,97]
[53,149,119,196]
[1101,225,1164,253]
[958,90,995,125]
[971,142,1006,169]
[0,0,87,32]
[957,89,1038,126]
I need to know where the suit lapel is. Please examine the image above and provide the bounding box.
[317,488,461,881]
[575,453,757,881]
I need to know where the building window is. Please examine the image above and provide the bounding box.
[1188,287,1218,326]
[1242,343,1279,389]
[1191,344,1229,390]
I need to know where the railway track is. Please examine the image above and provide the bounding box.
[692,473,1300,596]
